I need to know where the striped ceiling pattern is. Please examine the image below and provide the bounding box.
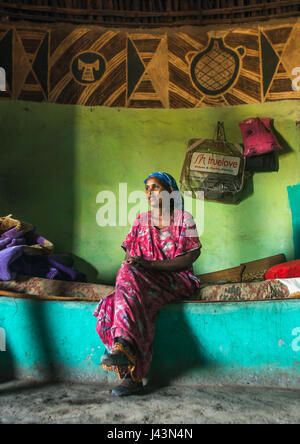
[0,20,300,108]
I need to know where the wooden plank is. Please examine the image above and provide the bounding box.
[0,0,300,18]
[2,11,299,26]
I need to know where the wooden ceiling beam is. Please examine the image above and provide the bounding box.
[0,0,299,17]
[1,8,299,25]
[0,0,299,26]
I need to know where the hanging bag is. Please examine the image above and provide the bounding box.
[245,151,278,172]
[180,122,245,203]
[239,117,283,157]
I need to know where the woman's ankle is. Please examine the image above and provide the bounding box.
[120,372,142,386]
[113,337,135,356]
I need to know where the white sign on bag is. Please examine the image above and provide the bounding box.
[190,152,241,176]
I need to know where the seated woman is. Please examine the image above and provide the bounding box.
[93,172,202,396]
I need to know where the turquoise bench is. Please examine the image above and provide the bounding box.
[0,289,300,387]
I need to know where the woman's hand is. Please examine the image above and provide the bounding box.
[122,249,201,272]
[123,255,151,269]
[148,249,200,272]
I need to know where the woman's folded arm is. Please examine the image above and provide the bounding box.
[124,249,200,272]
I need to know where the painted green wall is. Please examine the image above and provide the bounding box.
[0,100,299,284]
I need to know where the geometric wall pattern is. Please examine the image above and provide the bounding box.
[1,21,300,108]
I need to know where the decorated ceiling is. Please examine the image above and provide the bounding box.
[1,20,300,108]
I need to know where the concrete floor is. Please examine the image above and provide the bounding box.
[0,378,299,424]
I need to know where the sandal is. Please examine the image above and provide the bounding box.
[101,350,131,367]
[100,338,138,381]
[101,339,135,367]
[111,373,143,397]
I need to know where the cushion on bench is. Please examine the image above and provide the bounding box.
[195,279,290,302]
[0,275,113,301]
[0,275,297,303]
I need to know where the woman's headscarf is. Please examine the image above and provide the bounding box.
[144,172,179,191]
[144,172,184,210]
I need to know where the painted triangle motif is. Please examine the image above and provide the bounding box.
[146,36,169,108]
[25,71,38,85]
[13,32,31,100]
[32,33,49,97]
[127,38,145,100]
[131,37,162,68]
[134,79,157,94]
[260,32,280,97]
[16,29,48,69]
[263,27,292,47]
[277,62,288,74]
[20,37,43,56]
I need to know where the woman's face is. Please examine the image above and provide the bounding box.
[145,177,172,207]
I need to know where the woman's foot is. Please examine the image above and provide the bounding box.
[111,373,143,397]
[101,338,135,367]
[101,350,131,367]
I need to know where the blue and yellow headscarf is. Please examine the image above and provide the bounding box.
[144,172,179,191]
[144,172,183,209]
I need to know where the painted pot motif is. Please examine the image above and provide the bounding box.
[190,38,242,96]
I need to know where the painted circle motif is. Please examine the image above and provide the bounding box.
[190,38,240,96]
[71,51,106,85]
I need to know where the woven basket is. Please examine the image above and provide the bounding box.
[0,214,33,233]
[197,264,245,284]
[241,254,286,282]
[0,214,21,232]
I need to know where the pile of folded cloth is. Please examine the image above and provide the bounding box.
[0,214,86,282]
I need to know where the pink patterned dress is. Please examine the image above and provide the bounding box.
[93,209,201,380]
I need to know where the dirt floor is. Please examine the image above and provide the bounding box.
[0,378,299,425]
